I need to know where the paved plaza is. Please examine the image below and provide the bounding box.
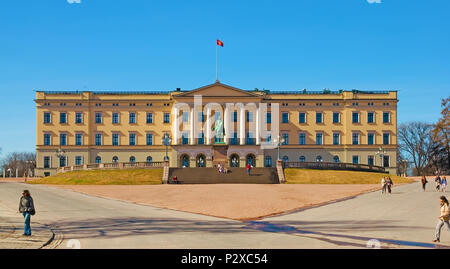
[0,181,449,249]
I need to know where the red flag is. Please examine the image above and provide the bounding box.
[216,39,224,47]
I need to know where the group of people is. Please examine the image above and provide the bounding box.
[435,175,448,192]
[381,176,394,194]
[217,163,228,174]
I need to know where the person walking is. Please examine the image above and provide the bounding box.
[246,163,252,176]
[436,176,442,192]
[387,177,393,194]
[421,175,428,191]
[381,177,387,194]
[18,190,35,236]
[442,177,447,193]
[433,196,450,242]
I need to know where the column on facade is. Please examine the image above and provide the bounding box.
[172,106,179,145]
[239,105,245,145]
[224,105,229,144]
[206,106,211,145]
[190,105,195,145]
[256,105,261,145]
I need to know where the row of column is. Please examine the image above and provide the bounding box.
[172,105,261,146]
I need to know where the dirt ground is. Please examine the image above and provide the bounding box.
[47,184,384,220]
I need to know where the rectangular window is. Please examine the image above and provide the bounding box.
[383,133,390,145]
[44,134,51,146]
[182,112,189,123]
[75,112,83,124]
[75,133,83,146]
[333,133,340,145]
[383,156,390,167]
[333,112,340,123]
[182,133,189,145]
[95,112,102,124]
[146,133,153,145]
[44,112,51,124]
[230,132,238,145]
[352,112,359,123]
[95,133,102,146]
[129,112,136,124]
[368,156,374,166]
[264,156,272,167]
[146,113,153,124]
[282,133,289,145]
[112,112,119,124]
[299,133,306,145]
[198,132,204,145]
[368,112,374,123]
[75,156,83,165]
[266,112,271,124]
[316,133,323,145]
[282,112,289,123]
[383,112,390,123]
[112,133,119,146]
[60,133,67,146]
[352,155,359,164]
[44,156,51,168]
[129,133,136,146]
[246,111,253,122]
[163,113,170,123]
[368,133,374,145]
[199,112,205,123]
[265,134,272,144]
[60,112,67,124]
[352,133,359,145]
[299,112,306,123]
[246,132,255,145]
[232,111,237,122]
[316,112,323,123]
[59,156,66,168]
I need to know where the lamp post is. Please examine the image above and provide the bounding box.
[7,168,12,178]
[162,134,172,161]
[376,147,387,168]
[273,135,286,161]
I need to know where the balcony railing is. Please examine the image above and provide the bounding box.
[56,161,164,174]
[282,161,386,173]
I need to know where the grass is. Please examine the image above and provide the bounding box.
[28,169,163,185]
[284,169,415,184]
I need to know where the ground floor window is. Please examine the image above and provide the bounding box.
[246,154,256,166]
[113,156,119,163]
[196,154,206,167]
[368,156,374,166]
[333,156,340,163]
[352,155,359,164]
[299,156,306,162]
[383,156,390,168]
[264,156,272,167]
[95,156,101,164]
[181,154,190,167]
[230,154,239,167]
[59,156,67,167]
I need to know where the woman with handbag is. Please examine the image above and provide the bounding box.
[18,190,35,236]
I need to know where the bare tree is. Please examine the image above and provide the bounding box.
[0,152,36,177]
[398,122,435,176]
[431,97,450,174]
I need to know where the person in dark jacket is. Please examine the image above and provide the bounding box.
[18,190,35,236]
[421,175,428,191]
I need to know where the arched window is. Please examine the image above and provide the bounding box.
[181,154,189,168]
[333,156,340,163]
[299,156,306,162]
[196,154,206,167]
[146,156,152,163]
[282,156,289,163]
[112,156,118,163]
[316,156,323,162]
[246,154,256,166]
[230,154,240,167]
[129,156,136,163]
[95,156,101,164]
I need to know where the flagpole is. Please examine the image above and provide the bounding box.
[216,41,218,82]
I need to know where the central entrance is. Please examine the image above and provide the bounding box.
[212,145,228,167]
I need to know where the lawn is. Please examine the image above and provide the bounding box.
[284,169,414,184]
[28,169,163,185]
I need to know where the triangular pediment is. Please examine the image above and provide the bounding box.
[175,82,261,98]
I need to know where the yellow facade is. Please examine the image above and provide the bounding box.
[35,82,398,176]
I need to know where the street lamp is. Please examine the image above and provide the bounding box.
[162,134,172,161]
[273,135,286,161]
[375,147,387,168]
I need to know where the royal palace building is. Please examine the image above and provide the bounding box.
[35,81,398,176]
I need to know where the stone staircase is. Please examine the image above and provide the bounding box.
[168,167,279,184]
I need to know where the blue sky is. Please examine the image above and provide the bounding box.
[0,0,449,157]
